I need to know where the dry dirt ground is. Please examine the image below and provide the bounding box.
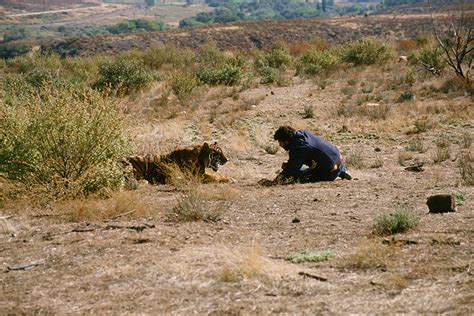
[1,64,473,313]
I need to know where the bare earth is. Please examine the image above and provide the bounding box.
[1,62,473,313]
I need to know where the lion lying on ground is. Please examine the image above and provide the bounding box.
[125,142,234,185]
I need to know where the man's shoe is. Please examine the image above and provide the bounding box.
[340,171,352,180]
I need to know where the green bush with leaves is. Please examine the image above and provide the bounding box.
[92,58,153,94]
[170,71,200,101]
[410,44,446,75]
[341,38,393,65]
[373,205,419,235]
[0,86,131,198]
[255,43,293,71]
[296,48,340,76]
[197,63,243,86]
[141,44,196,70]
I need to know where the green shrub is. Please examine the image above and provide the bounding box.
[399,91,415,102]
[410,44,446,75]
[170,71,199,101]
[341,38,393,65]
[197,63,243,86]
[257,65,278,84]
[197,42,226,67]
[296,49,340,76]
[6,54,62,74]
[25,68,61,89]
[142,44,196,69]
[373,205,419,235]
[255,47,292,72]
[92,58,153,94]
[1,73,34,104]
[0,86,131,198]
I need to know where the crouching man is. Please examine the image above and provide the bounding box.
[259,126,352,186]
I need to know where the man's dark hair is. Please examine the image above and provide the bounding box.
[274,126,295,141]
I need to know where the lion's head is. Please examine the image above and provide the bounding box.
[202,142,228,172]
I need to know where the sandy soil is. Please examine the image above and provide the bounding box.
[2,62,473,314]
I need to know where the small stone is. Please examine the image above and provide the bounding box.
[292,217,300,223]
[427,194,456,213]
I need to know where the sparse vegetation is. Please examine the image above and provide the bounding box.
[341,38,393,66]
[286,250,334,263]
[373,204,419,236]
[458,152,473,185]
[169,189,223,222]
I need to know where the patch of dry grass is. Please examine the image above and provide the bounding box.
[344,238,396,270]
[53,190,157,222]
[168,189,225,223]
[220,244,289,282]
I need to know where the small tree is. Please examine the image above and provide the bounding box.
[430,1,473,82]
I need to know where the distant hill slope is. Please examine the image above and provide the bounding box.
[41,14,436,56]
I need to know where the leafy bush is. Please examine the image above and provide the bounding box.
[373,205,419,235]
[92,58,153,94]
[341,38,393,65]
[256,65,278,84]
[256,43,293,70]
[3,27,31,42]
[6,54,62,74]
[197,63,243,86]
[1,74,34,104]
[142,44,195,70]
[0,86,131,198]
[296,48,340,76]
[25,68,61,89]
[107,19,168,34]
[197,42,226,67]
[0,43,32,59]
[170,71,200,101]
[410,44,446,75]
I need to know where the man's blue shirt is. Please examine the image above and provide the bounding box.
[281,130,341,178]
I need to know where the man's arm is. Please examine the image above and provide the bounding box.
[281,147,306,178]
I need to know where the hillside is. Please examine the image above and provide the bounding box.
[41,13,437,56]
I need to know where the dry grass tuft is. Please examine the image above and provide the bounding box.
[199,186,240,202]
[220,244,286,283]
[168,189,225,223]
[398,151,414,166]
[54,190,155,222]
[159,162,204,188]
[345,238,395,270]
[0,217,17,235]
[345,151,366,169]
[458,152,473,185]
